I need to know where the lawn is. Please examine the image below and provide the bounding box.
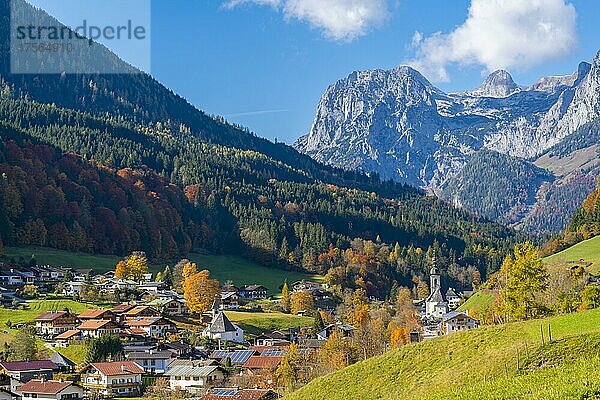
[544,236,600,274]
[3,246,321,294]
[457,291,494,315]
[0,300,92,343]
[225,311,313,336]
[187,252,320,295]
[286,308,600,400]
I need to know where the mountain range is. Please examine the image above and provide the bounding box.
[295,56,600,234]
[0,0,520,295]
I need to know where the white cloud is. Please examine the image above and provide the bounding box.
[224,0,390,41]
[408,0,578,82]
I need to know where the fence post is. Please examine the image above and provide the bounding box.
[540,325,545,345]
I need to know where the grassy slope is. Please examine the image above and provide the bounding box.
[225,311,313,336]
[457,291,494,314]
[286,309,600,400]
[0,300,91,343]
[544,236,600,274]
[3,246,319,294]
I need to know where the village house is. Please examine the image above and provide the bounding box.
[0,361,59,392]
[34,311,80,337]
[445,288,462,310]
[81,361,144,398]
[239,285,268,300]
[253,332,290,347]
[77,309,116,322]
[146,298,188,316]
[123,306,160,320]
[242,356,282,374]
[62,282,86,297]
[220,291,240,309]
[77,319,121,338]
[138,281,164,295]
[126,350,177,374]
[202,388,278,400]
[110,304,136,324]
[317,322,356,341]
[165,362,225,394]
[124,317,176,338]
[442,311,480,334]
[54,329,82,345]
[16,379,84,400]
[0,268,34,287]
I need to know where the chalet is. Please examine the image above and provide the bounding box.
[55,330,82,345]
[48,352,77,374]
[77,320,121,338]
[111,304,136,323]
[165,363,224,393]
[123,306,160,320]
[445,288,462,309]
[221,284,239,294]
[146,298,188,316]
[16,380,84,400]
[0,361,58,392]
[442,311,480,334]
[203,388,277,400]
[126,350,176,374]
[159,341,193,357]
[82,361,144,398]
[62,282,85,297]
[35,311,79,337]
[242,356,282,372]
[220,292,240,309]
[317,322,356,341]
[0,269,34,287]
[239,284,268,300]
[124,317,176,338]
[138,281,164,294]
[77,309,115,322]
[202,312,244,344]
[253,332,290,347]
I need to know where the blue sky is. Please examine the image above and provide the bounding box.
[26,0,600,144]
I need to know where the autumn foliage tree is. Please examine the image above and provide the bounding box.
[115,251,149,282]
[184,269,221,314]
[494,242,548,322]
[281,281,291,313]
[291,291,314,315]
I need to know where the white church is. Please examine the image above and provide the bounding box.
[425,265,449,318]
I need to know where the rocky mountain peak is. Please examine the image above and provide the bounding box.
[470,69,520,98]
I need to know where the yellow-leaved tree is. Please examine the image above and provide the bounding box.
[291,291,314,315]
[495,242,548,322]
[115,251,149,281]
[184,269,220,314]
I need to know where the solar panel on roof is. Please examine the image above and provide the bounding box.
[212,389,237,396]
[227,350,255,364]
[261,349,284,357]
[211,350,229,358]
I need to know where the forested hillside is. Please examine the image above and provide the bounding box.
[0,0,522,299]
[442,150,553,225]
[542,181,600,256]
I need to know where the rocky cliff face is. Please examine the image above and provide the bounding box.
[295,53,600,232]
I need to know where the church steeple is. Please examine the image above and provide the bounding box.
[430,258,441,292]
